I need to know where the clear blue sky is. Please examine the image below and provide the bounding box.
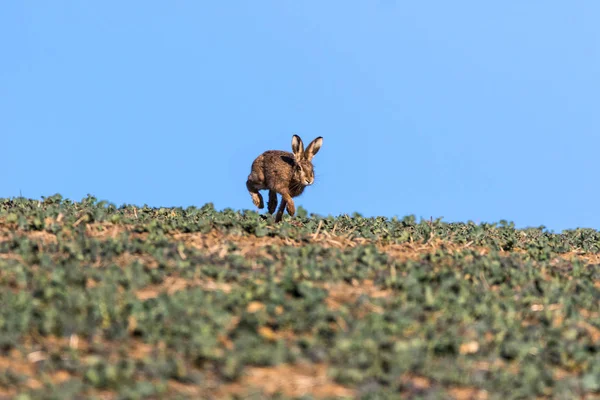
[2,2,599,232]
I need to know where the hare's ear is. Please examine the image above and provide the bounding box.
[291,135,304,159]
[305,136,323,161]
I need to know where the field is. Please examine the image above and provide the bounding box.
[0,195,599,399]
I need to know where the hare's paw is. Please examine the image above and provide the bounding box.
[251,193,264,209]
[275,211,284,223]
[286,201,295,217]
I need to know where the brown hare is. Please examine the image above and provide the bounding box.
[246,135,323,222]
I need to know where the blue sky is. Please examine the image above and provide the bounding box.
[2,2,599,232]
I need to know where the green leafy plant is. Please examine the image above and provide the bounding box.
[0,195,598,398]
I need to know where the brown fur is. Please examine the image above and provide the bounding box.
[246,135,323,222]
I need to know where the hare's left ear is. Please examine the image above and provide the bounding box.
[305,137,323,161]
[292,135,304,159]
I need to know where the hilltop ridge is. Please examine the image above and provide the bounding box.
[0,195,599,399]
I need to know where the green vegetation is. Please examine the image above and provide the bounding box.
[0,194,599,399]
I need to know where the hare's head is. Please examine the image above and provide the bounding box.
[291,135,323,186]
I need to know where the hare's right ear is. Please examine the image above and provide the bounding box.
[291,135,304,159]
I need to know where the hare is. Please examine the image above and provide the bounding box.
[246,135,323,222]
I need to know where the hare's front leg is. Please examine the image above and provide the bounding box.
[281,192,295,217]
[268,190,278,214]
[274,191,295,222]
[246,179,264,209]
[275,200,285,222]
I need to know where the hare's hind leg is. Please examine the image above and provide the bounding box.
[246,179,264,209]
[267,190,278,214]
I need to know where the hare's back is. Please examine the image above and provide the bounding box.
[260,150,295,180]
[261,150,295,166]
